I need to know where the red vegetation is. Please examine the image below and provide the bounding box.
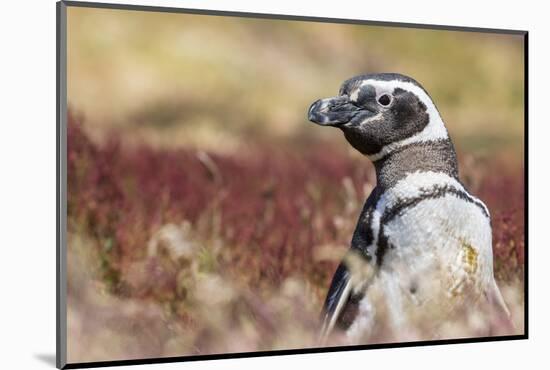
[67,113,525,302]
[478,165,525,282]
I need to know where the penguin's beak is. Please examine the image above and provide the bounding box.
[308,96,361,126]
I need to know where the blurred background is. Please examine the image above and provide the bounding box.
[68,7,524,155]
[66,6,525,364]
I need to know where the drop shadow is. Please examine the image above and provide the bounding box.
[34,353,56,367]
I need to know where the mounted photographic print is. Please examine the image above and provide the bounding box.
[56,1,527,368]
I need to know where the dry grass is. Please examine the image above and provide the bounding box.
[66,114,524,363]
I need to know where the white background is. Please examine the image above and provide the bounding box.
[0,0,546,368]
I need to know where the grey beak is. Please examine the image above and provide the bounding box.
[308,96,361,126]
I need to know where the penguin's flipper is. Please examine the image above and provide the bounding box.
[320,263,354,342]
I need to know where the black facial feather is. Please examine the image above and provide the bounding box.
[340,87,430,155]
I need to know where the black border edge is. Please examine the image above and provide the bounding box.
[58,1,529,369]
[62,0,527,35]
[57,1,68,369]
[523,31,529,339]
[64,335,527,369]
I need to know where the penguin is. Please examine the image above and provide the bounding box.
[308,73,511,342]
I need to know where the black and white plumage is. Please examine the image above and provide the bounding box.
[308,73,510,341]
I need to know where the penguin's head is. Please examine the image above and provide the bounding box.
[308,73,449,161]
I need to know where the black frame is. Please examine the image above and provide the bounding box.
[56,1,529,368]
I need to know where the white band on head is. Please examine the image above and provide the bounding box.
[357,79,449,162]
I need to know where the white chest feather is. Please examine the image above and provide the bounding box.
[347,171,494,340]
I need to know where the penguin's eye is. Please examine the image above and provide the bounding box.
[377,94,392,106]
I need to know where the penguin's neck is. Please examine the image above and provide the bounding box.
[373,139,459,191]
